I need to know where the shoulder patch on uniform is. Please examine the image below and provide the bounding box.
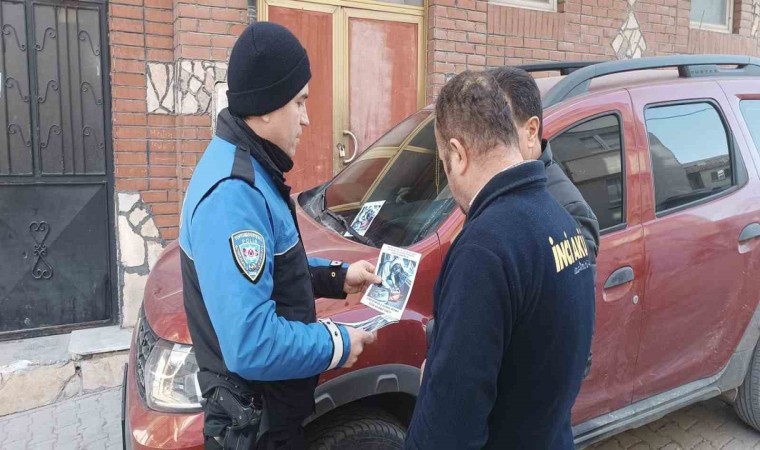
[229,230,266,284]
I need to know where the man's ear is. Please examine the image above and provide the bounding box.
[449,138,468,174]
[526,116,540,147]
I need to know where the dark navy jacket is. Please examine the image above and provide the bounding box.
[179,110,350,428]
[405,161,595,449]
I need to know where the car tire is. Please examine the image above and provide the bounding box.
[306,406,406,450]
[735,342,760,431]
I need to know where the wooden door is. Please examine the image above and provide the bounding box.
[265,2,338,193]
[259,0,425,193]
[344,9,424,158]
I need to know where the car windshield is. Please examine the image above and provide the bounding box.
[299,111,455,248]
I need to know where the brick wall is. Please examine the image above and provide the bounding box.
[109,0,247,242]
[427,0,760,101]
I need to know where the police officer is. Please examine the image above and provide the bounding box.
[179,22,380,449]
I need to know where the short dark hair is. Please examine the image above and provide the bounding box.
[487,67,543,140]
[435,71,519,158]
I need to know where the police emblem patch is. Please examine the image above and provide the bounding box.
[230,230,266,283]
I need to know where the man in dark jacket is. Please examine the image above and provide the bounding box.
[489,66,599,378]
[488,66,600,259]
[405,71,595,449]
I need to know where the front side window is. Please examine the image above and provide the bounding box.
[302,112,455,248]
[645,102,733,213]
[740,100,760,153]
[550,114,625,231]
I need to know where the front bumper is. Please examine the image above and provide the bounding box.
[123,330,204,450]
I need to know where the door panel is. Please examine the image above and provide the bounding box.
[261,0,425,189]
[268,5,335,194]
[0,0,114,339]
[542,91,645,424]
[629,81,760,401]
[348,14,419,155]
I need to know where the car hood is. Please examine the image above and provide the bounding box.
[143,201,382,344]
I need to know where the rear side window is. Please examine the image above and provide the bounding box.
[550,114,624,231]
[740,100,760,152]
[645,103,733,213]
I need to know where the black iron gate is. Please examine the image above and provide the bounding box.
[0,0,115,339]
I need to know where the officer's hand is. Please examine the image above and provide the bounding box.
[343,327,377,368]
[344,261,382,295]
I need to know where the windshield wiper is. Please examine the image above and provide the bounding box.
[319,208,377,247]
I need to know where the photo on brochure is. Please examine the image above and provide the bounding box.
[361,244,421,321]
[345,200,385,237]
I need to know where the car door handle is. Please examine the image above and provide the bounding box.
[604,266,634,289]
[739,223,760,243]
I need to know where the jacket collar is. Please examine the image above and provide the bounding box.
[467,160,547,223]
[215,108,294,200]
[539,139,553,167]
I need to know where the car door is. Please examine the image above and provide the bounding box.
[629,80,760,402]
[542,91,645,424]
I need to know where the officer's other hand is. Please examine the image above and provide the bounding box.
[344,261,382,295]
[343,327,377,368]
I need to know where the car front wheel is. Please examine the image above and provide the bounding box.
[306,405,406,450]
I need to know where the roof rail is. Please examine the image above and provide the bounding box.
[515,61,603,76]
[542,54,760,108]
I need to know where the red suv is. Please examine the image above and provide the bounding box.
[123,55,760,449]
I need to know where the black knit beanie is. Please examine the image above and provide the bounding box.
[226,22,311,117]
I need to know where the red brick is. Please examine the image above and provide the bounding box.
[116,152,148,165]
[198,21,230,38]
[149,127,178,140]
[112,59,144,74]
[113,45,144,60]
[147,49,174,61]
[111,31,144,47]
[111,0,143,5]
[114,113,147,126]
[116,166,148,178]
[146,22,173,36]
[153,214,180,227]
[113,100,146,114]
[162,227,179,241]
[150,153,178,166]
[146,35,173,49]
[177,5,210,19]
[116,178,149,190]
[468,54,486,65]
[113,73,145,88]
[454,42,475,53]
[148,115,175,126]
[454,19,475,31]
[211,8,245,22]
[177,18,199,32]
[112,4,142,19]
[142,191,169,203]
[211,35,237,48]
[457,0,477,10]
[114,126,147,139]
[211,48,230,60]
[113,86,146,100]
[151,141,177,152]
[115,140,147,152]
[150,166,178,178]
[110,18,144,33]
[150,178,178,190]
[146,8,172,23]
[180,45,212,59]
[179,115,212,126]
[151,202,180,215]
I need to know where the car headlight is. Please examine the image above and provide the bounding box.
[144,339,202,412]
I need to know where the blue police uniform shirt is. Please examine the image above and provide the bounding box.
[179,136,351,381]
